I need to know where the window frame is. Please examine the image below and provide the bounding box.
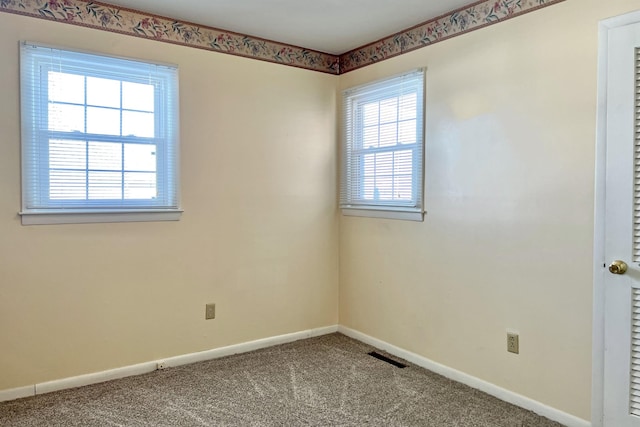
[19,42,181,225]
[340,69,426,222]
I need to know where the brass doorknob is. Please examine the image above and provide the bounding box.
[609,260,628,275]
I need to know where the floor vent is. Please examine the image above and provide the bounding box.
[368,351,407,368]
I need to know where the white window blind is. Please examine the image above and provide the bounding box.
[20,42,180,224]
[340,69,425,221]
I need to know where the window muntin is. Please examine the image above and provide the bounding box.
[20,42,179,222]
[340,69,425,220]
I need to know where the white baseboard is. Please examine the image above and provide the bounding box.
[0,323,590,427]
[2,325,339,402]
[36,361,158,395]
[338,326,591,427]
[158,325,338,368]
[0,385,35,402]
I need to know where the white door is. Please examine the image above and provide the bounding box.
[603,18,640,427]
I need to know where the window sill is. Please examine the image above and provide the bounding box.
[341,208,424,222]
[19,209,183,225]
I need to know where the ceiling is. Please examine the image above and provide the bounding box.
[102,0,474,55]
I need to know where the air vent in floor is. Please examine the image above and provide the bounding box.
[368,351,407,368]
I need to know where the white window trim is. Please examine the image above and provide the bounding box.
[340,68,426,222]
[19,42,181,225]
[341,207,424,222]
[20,209,183,225]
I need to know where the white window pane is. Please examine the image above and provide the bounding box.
[394,176,413,200]
[394,150,413,175]
[88,171,122,199]
[379,123,397,147]
[363,126,378,149]
[48,72,84,104]
[122,82,154,112]
[21,42,179,217]
[363,154,375,177]
[399,94,417,120]
[375,152,393,176]
[363,176,375,200]
[122,111,154,138]
[88,141,122,171]
[124,144,156,172]
[340,69,423,214]
[49,103,84,132]
[87,77,120,108]
[398,120,416,144]
[362,102,379,126]
[380,98,398,124]
[50,170,86,200]
[87,107,120,135]
[124,172,156,199]
[375,176,393,200]
[49,140,86,170]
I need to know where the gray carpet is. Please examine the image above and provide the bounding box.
[0,333,564,426]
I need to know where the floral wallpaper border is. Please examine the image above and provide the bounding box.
[0,0,564,75]
[0,0,340,74]
[340,0,565,73]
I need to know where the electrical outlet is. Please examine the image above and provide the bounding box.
[507,332,519,354]
[205,303,216,320]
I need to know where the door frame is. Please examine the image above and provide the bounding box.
[594,10,640,427]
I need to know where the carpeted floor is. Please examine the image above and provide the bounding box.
[0,333,564,426]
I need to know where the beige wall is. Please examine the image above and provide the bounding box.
[0,13,338,390]
[338,0,638,421]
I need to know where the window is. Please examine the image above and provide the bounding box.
[20,42,180,225]
[340,69,425,221]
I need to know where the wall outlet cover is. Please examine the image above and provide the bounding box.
[205,303,216,320]
[507,332,519,354]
